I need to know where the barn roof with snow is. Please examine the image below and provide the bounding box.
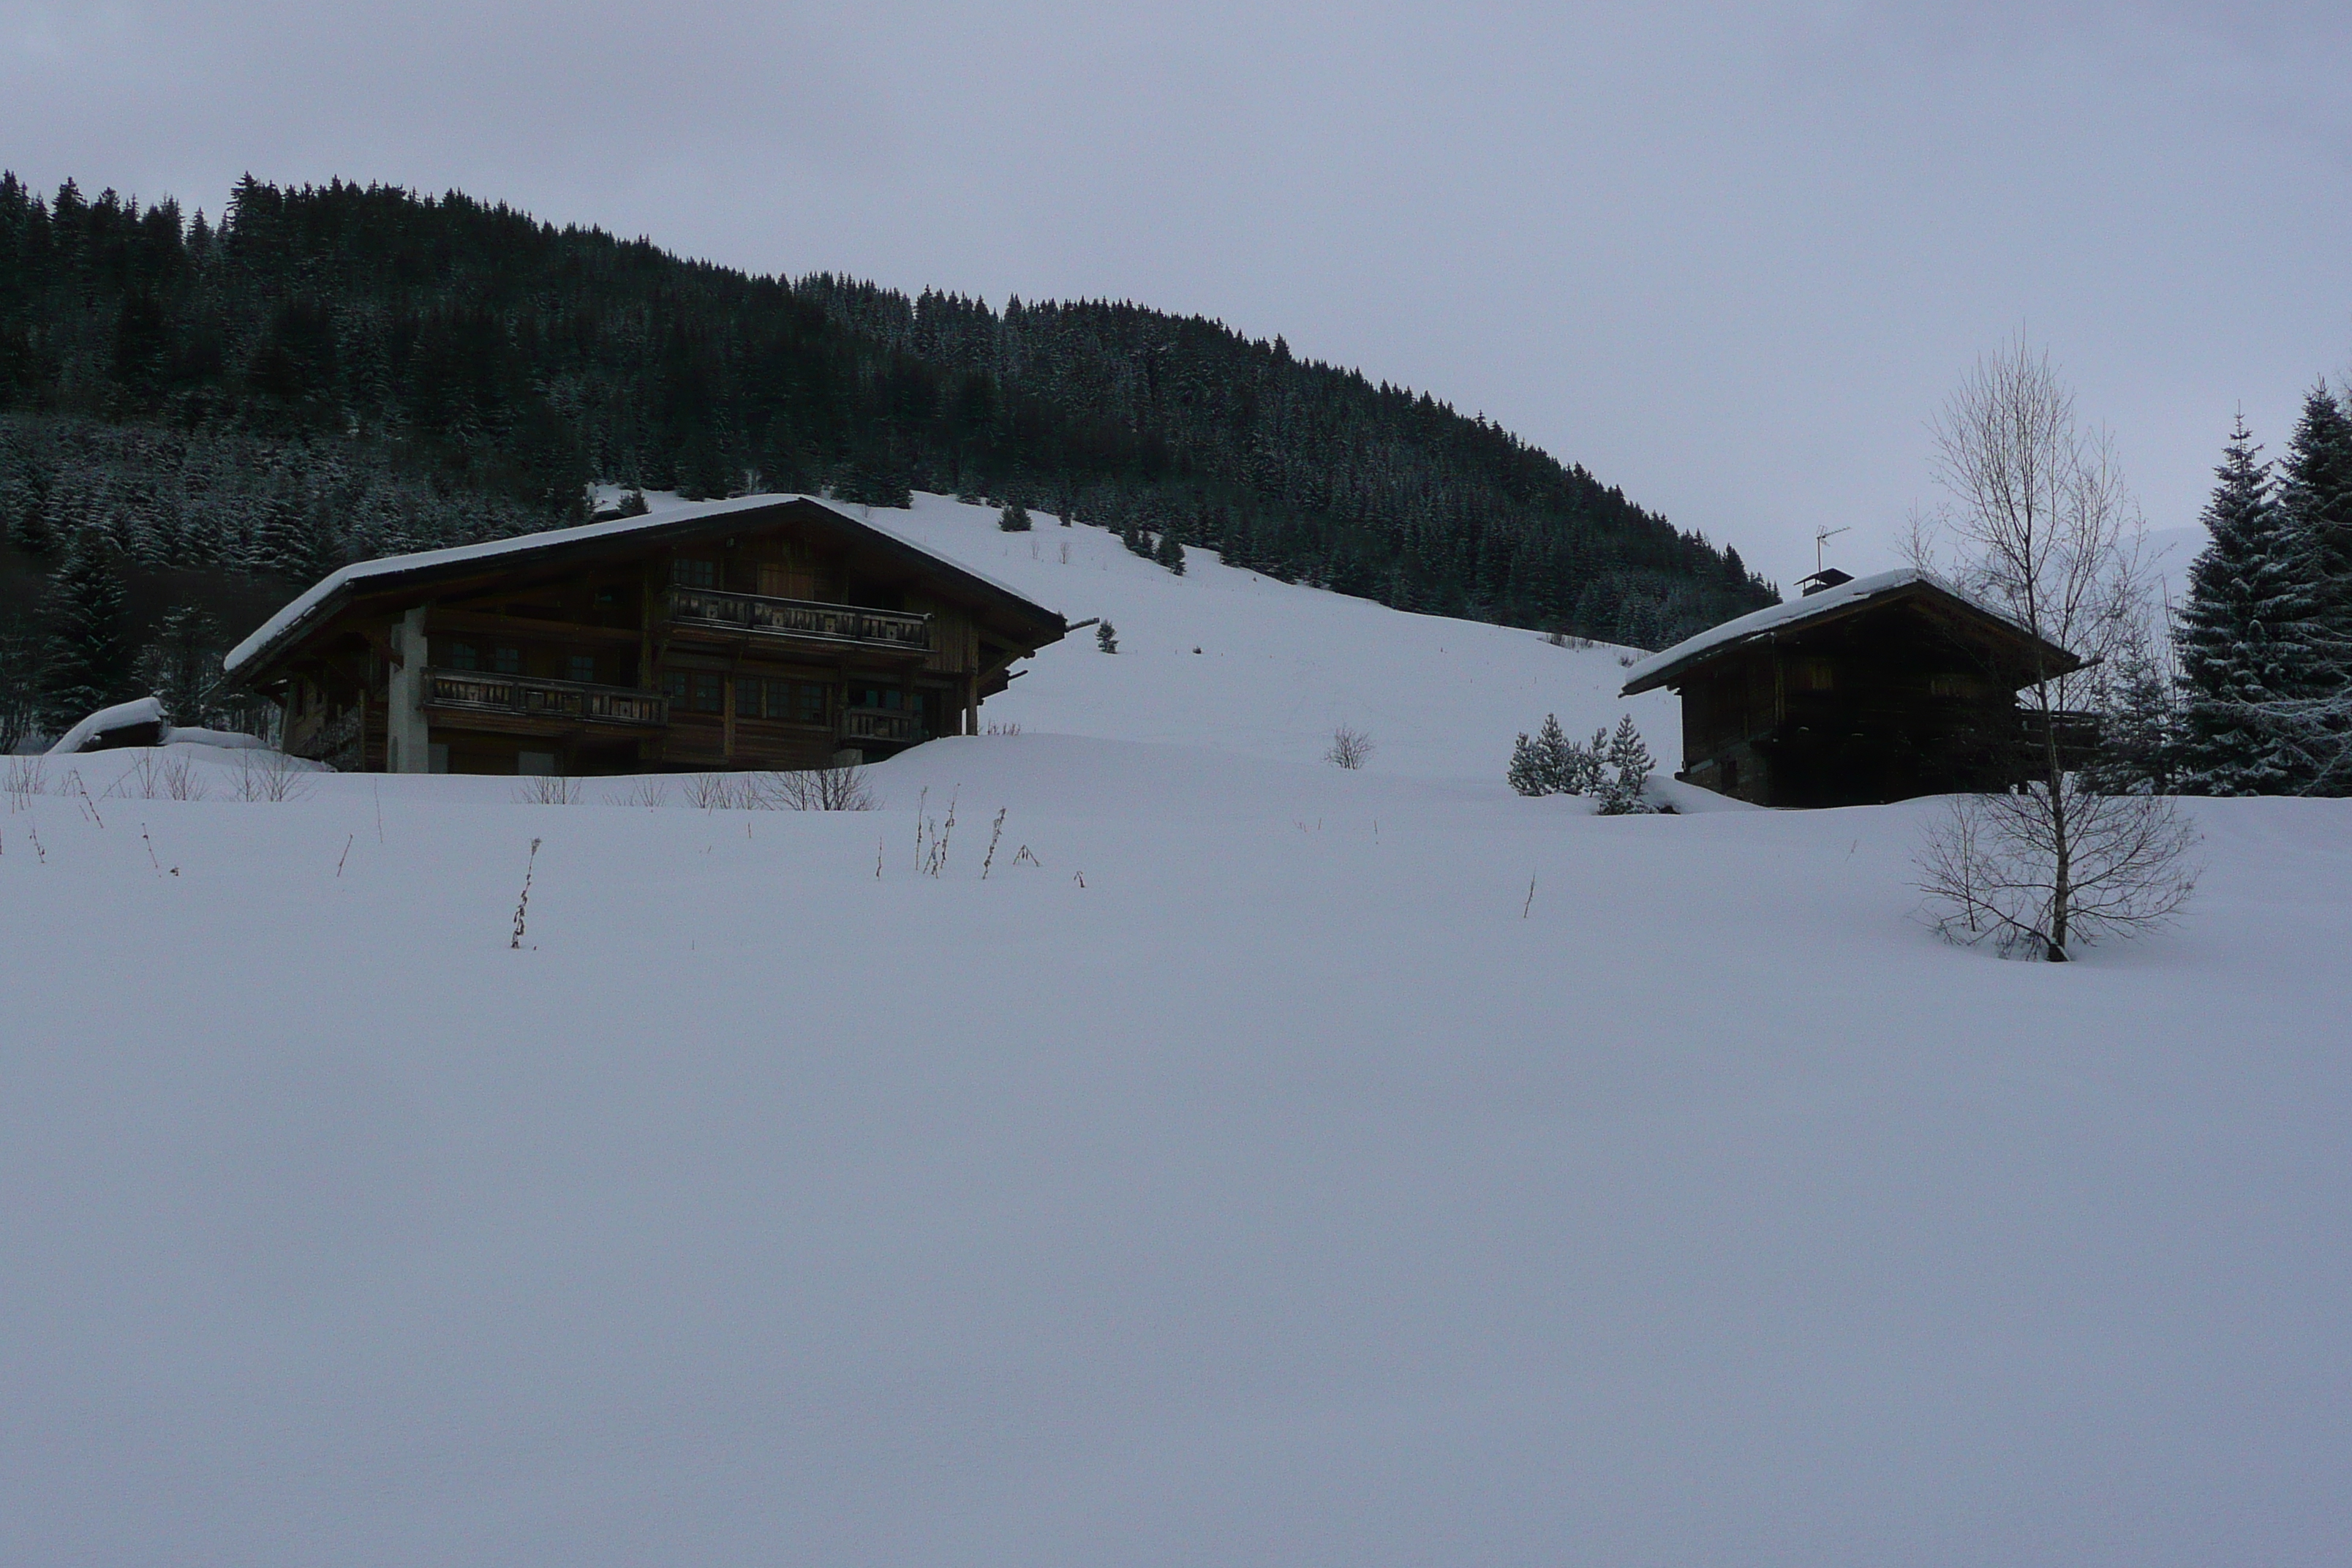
[1618,568,2076,697]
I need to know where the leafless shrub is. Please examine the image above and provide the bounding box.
[1919,789,2199,959]
[1326,725,1375,770]
[769,764,878,811]
[513,774,582,805]
[233,749,313,803]
[110,753,164,800]
[610,777,670,808]
[6,755,49,810]
[1911,337,2195,959]
[984,721,1022,736]
[682,772,750,810]
[160,755,206,802]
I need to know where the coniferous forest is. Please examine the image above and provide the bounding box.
[0,174,1779,745]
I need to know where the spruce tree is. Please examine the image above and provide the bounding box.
[998,501,1032,532]
[1597,714,1655,814]
[1154,527,1185,574]
[2278,384,2352,606]
[37,528,130,734]
[0,608,45,754]
[1096,621,1117,654]
[135,604,229,728]
[2175,414,2330,793]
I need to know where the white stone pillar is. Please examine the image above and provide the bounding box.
[386,606,430,774]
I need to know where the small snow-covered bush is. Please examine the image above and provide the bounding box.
[1096,622,1118,654]
[998,502,1033,532]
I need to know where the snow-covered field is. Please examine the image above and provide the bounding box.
[5,497,2348,1566]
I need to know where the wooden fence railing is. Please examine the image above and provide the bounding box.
[664,587,930,652]
[423,671,668,727]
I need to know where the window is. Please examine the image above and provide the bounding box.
[672,558,717,589]
[566,655,598,685]
[848,683,902,711]
[594,584,627,608]
[749,679,827,723]
[448,641,478,671]
[492,646,522,674]
[663,672,690,705]
[693,673,723,714]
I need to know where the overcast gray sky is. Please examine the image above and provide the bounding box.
[4,1,2346,584]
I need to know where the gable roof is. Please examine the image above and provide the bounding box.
[224,494,1066,682]
[1618,568,2078,696]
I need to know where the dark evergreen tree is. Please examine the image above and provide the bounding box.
[1096,621,1117,654]
[2087,636,2179,795]
[135,603,230,727]
[2175,414,2332,794]
[0,608,43,753]
[998,501,1031,532]
[1153,525,1185,574]
[2277,385,2352,692]
[37,527,130,733]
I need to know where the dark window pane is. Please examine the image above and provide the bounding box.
[672,559,717,589]
[448,642,478,671]
[693,674,723,713]
[493,646,522,674]
[663,672,689,702]
[797,683,827,724]
[567,655,597,685]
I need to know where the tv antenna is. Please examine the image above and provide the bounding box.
[1814,525,1851,574]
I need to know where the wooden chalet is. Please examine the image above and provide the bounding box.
[222,495,1068,774]
[1618,568,2083,807]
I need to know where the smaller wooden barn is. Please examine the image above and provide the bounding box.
[1618,568,2082,808]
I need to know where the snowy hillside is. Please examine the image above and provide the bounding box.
[865,494,1682,777]
[4,502,2349,1567]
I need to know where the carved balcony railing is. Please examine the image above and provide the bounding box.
[422,669,668,728]
[840,708,922,745]
[663,587,930,652]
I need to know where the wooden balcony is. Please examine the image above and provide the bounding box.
[663,586,930,653]
[840,708,923,745]
[422,669,668,728]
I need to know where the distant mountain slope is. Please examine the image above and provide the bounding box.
[0,174,1775,657]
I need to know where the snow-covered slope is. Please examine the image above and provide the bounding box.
[866,493,1681,777]
[4,500,2348,1567]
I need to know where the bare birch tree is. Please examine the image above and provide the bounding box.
[1911,339,2198,960]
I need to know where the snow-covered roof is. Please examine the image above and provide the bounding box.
[45,696,166,755]
[224,494,1063,680]
[1617,568,2067,696]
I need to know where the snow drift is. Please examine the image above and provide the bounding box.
[2,496,2346,1567]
